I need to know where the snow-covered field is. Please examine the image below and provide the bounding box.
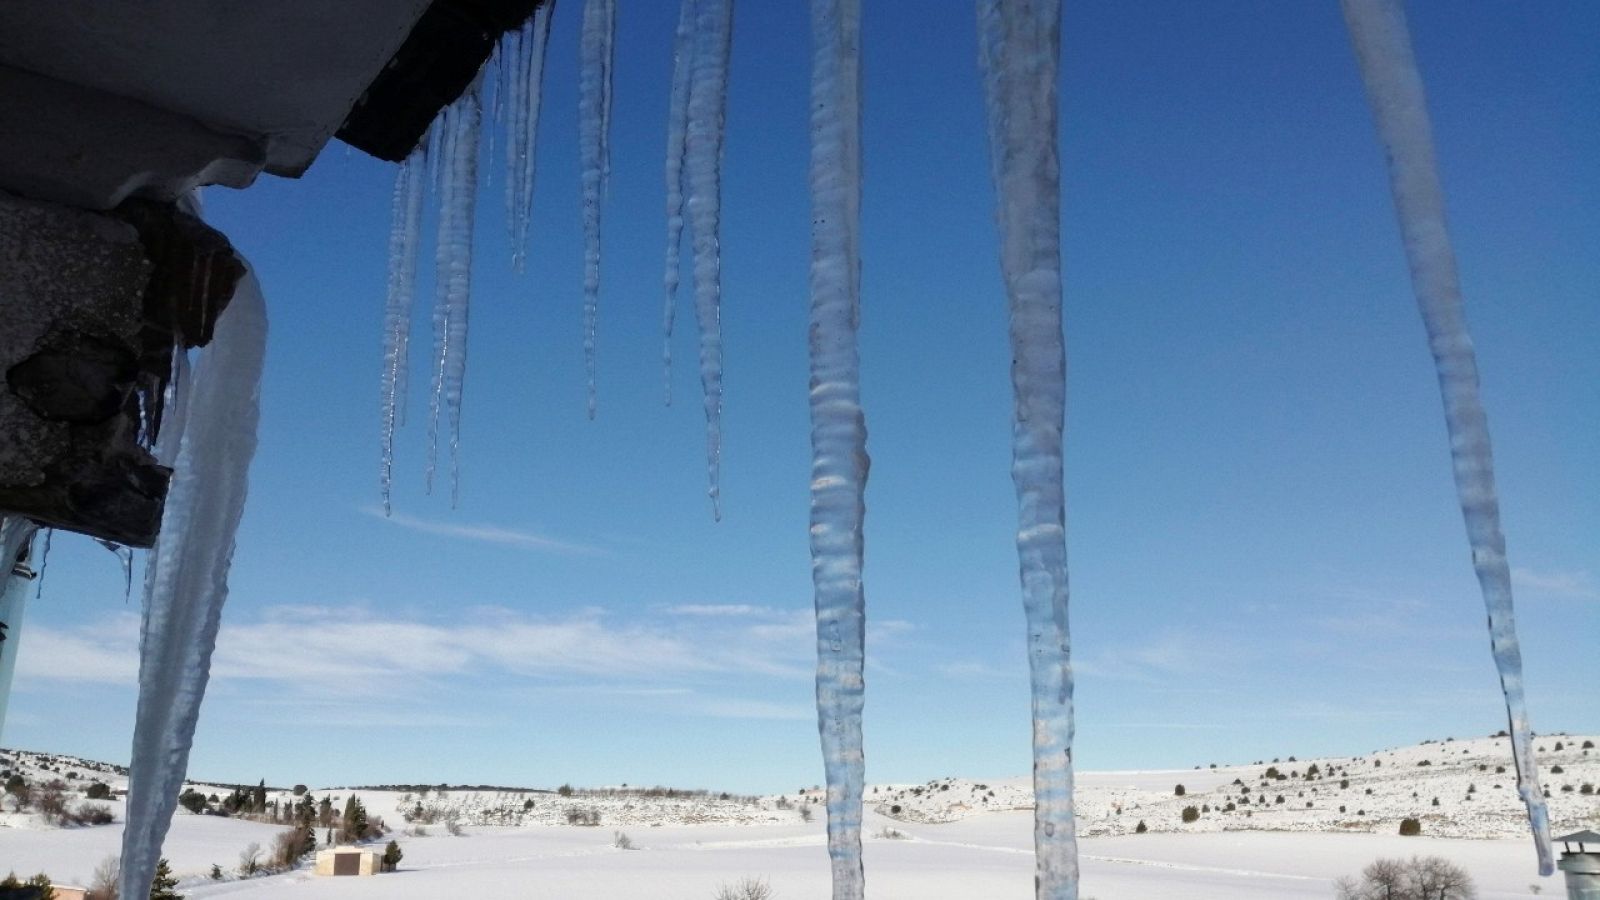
[2,734,1595,898]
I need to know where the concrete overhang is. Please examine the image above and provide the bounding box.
[0,0,433,208]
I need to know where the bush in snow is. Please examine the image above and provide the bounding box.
[1180,806,1199,824]
[713,877,774,900]
[1398,817,1422,836]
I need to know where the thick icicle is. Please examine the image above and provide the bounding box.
[684,0,734,520]
[976,2,1078,897]
[381,146,428,514]
[0,518,40,745]
[119,272,267,900]
[578,0,616,418]
[1340,0,1553,874]
[506,3,555,273]
[661,0,696,406]
[425,83,484,503]
[807,1,868,897]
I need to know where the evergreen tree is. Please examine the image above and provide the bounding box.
[251,779,267,814]
[149,859,182,900]
[382,840,403,872]
[341,794,369,843]
[24,874,56,900]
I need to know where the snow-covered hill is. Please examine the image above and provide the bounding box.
[871,732,1600,839]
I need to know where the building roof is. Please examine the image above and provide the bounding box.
[1558,830,1600,846]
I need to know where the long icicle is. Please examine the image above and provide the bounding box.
[120,272,267,900]
[578,0,616,419]
[662,0,697,406]
[807,0,868,896]
[685,0,734,521]
[426,83,484,503]
[507,3,555,273]
[381,145,428,514]
[977,2,1077,897]
[1340,0,1553,875]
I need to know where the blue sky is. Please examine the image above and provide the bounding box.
[9,2,1597,795]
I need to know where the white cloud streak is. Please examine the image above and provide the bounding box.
[363,507,604,556]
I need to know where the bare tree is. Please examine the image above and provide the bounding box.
[713,877,774,900]
[1335,856,1476,900]
[238,841,263,876]
[85,855,119,900]
[1408,856,1476,900]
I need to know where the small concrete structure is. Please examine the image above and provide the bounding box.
[313,845,383,876]
[1558,831,1600,900]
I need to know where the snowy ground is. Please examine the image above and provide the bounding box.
[2,734,1594,897]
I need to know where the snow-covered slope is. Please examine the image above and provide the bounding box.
[871,733,1600,839]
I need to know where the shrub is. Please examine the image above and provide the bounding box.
[797,804,813,823]
[1551,765,1565,774]
[178,789,207,814]
[1554,742,1564,752]
[557,783,575,797]
[1580,784,1594,796]
[37,780,67,821]
[713,877,774,900]
[1398,817,1421,836]
[1173,784,1186,796]
[564,806,600,827]
[69,802,115,826]
[1135,819,1147,833]
[272,825,316,868]
[613,831,635,850]
[85,782,112,800]
[1181,806,1199,824]
[1584,740,1595,750]
[382,840,403,872]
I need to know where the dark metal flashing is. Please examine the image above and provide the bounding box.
[337,0,547,162]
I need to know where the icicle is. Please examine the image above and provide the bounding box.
[120,270,267,900]
[976,2,1077,897]
[807,1,868,897]
[684,0,734,520]
[662,0,696,406]
[578,0,616,419]
[506,4,555,273]
[425,82,483,505]
[0,517,40,746]
[32,528,50,599]
[1340,0,1553,875]
[93,539,135,603]
[381,146,428,514]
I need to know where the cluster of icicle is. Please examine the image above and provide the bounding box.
[1339,0,1553,875]
[663,0,734,519]
[382,0,733,520]
[120,274,267,900]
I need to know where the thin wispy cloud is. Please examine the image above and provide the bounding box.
[938,660,1018,680]
[362,506,604,556]
[17,602,816,709]
[1511,567,1600,601]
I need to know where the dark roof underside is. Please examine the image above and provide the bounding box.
[338,0,547,162]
